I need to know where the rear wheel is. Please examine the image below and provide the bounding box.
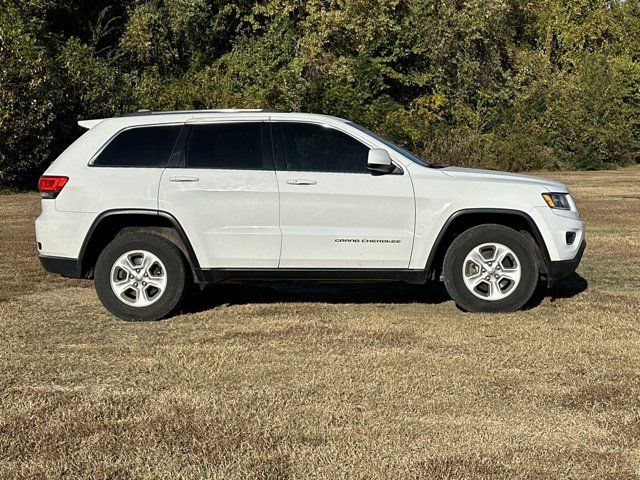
[443,224,539,312]
[94,232,187,321]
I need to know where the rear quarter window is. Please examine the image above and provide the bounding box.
[92,125,182,167]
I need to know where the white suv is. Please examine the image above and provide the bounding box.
[36,110,585,321]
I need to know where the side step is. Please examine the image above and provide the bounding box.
[200,268,429,285]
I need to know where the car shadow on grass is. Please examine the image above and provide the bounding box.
[525,272,589,309]
[549,272,589,299]
[181,273,588,315]
[182,281,451,314]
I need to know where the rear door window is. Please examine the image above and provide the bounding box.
[184,123,270,170]
[93,125,182,167]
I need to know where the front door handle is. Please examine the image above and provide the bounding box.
[286,178,317,185]
[169,175,200,183]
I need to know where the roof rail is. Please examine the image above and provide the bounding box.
[121,108,288,117]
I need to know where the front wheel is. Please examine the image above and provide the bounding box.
[443,224,540,312]
[94,232,187,321]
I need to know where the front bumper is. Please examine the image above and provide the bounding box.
[546,240,585,285]
[39,255,82,278]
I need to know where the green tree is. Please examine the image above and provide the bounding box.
[0,1,56,187]
[0,0,639,188]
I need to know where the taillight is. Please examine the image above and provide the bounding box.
[38,176,69,199]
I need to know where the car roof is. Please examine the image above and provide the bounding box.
[121,108,287,116]
[78,109,349,130]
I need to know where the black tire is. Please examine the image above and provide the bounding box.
[443,224,539,313]
[94,232,187,321]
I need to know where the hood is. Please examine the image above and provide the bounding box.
[440,166,567,192]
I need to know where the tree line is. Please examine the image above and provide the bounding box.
[1,0,639,188]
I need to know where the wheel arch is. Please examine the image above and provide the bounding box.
[78,209,203,284]
[425,208,551,281]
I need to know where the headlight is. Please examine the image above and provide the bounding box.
[542,192,572,210]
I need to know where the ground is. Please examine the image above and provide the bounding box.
[1,168,639,479]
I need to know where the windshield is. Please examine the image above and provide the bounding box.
[346,121,432,168]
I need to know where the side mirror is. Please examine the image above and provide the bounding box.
[367,148,395,174]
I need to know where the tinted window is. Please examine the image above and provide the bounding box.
[278,122,369,173]
[346,121,430,167]
[185,123,267,170]
[93,125,181,167]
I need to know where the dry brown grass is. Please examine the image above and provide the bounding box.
[1,168,639,479]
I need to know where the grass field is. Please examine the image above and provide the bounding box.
[1,168,639,479]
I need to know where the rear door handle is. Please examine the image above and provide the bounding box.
[286,178,317,185]
[169,176,200,183]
